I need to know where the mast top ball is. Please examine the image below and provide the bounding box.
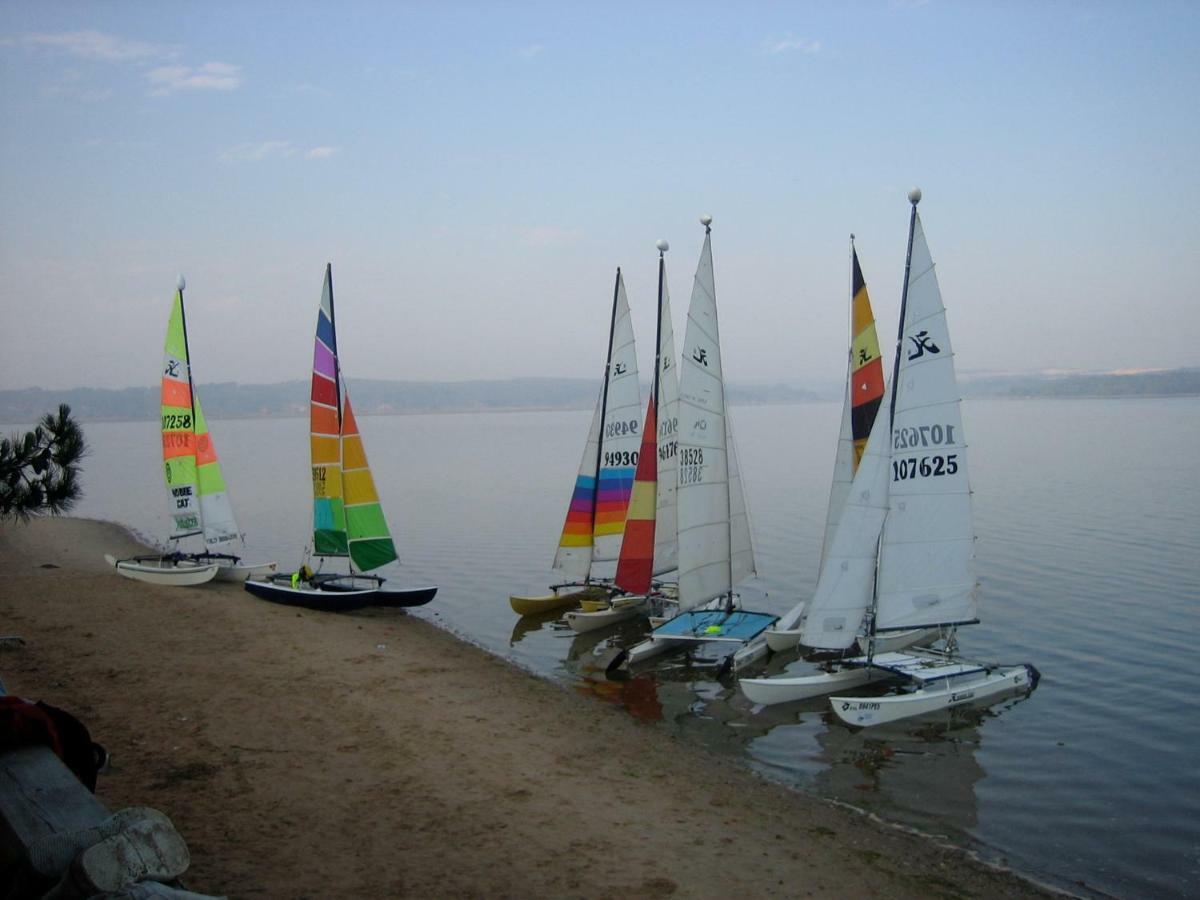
[656,239,669,253]
[908,187,922,205]
[177,274,186,291]
[700,215,713,227]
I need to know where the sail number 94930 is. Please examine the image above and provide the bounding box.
[892,454,958,481]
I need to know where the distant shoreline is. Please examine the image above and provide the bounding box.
[1,368,1197,425]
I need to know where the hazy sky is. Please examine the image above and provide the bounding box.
[2,1,1197,391]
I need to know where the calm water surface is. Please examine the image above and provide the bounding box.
[66,398,1200,899]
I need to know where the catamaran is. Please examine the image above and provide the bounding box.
[564,241,681,633]
[612,217,776,667]
[106,276,275,585]
[243,264,437,612]
[746,190,1038,722]
[510,269,642,617]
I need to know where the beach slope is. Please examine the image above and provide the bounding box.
[0,518,1052,898]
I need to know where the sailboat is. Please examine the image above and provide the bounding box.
[509,269,642,616]
[106,276,276,585]
[750,190,1038,722]
[762,239,885,652]
[613,217,776,667]
[243,264,437,612]
[563,240,682,633]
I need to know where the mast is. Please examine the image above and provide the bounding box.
[869,187,921,653]
[653,247,665,429]
[702,215,736,614]
[326,263,343,429]
[327,262,351,573]
[888,189,921,431]
[587,269,622,582]
[176,274,202,538]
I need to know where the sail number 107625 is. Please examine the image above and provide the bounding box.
[892,454,958,481]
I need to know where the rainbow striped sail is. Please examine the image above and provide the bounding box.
[161,283,238,545]
[310,264,398,571]
[552,269,641,582]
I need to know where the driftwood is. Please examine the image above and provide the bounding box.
[0,745,110,895]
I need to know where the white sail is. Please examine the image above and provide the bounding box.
[821,353,856,569]
[727,410,756,584]
[652,272,680,576]
[551,392,603,581]
[594,272,643,563]
[875,212,977,632]
[676,228,734,611]
[799,383,894,650]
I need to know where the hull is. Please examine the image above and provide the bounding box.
[509,584,610,616]
[830,663,1037,727]
[369,585,438,609]
[764,628,803,653]
[243,578,376,612]
[212,561,278,583]
[104,554,219,587]
[740,665,889,706]
[563,596,648,634]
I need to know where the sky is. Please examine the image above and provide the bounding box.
[1,1,1198,391]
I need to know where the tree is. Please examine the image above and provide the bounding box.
[0,404,87,521]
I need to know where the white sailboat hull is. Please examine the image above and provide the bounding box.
[563,596,649,634]
[212,560,277,582]
[104,554,219,586]
[764,628,804,653]
[830,662,1037,727]
[740,664,891,705]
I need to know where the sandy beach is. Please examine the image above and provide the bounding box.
[0,517,1056,899]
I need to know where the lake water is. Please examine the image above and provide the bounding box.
[61,398,1200,898]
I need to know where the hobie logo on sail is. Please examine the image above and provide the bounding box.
[693,348,708,366]
[907,330,941,360]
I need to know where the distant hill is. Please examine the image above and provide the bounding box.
[0,377,821,424]
[961,367,1200,399]
[3,369,1195,424]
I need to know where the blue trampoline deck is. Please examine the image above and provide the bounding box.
[651,609,778,643]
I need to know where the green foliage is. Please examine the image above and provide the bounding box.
[0,404,87,520]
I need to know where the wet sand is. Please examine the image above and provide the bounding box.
[0,517,1057,898]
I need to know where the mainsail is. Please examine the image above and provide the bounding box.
[552,270,641,581]
[801,196,976,649]
[161,282,238,546]
[874,208,976,632]
[676,222,754,611]
[652,264,681,576]
[616,246,670,594]
[309,264,398,571]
